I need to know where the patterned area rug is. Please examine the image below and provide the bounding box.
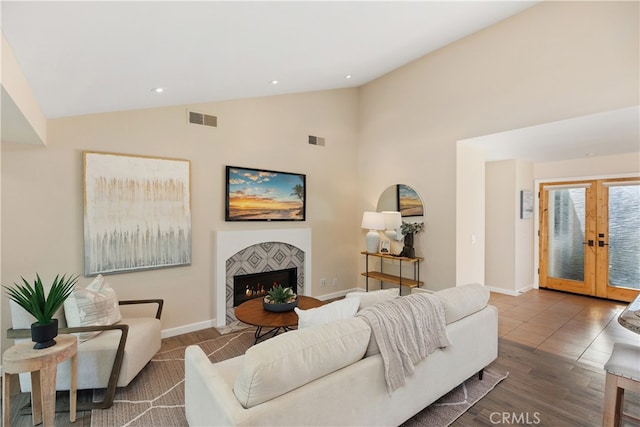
[91,328,507,427]
[401,368,509,426]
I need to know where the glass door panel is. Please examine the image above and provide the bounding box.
[547,188,586,282]
[539,182,595,295]
[595,180,640,301]
[608,184,640,289]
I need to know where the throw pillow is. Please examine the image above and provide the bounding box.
[64,274,122,342]
[345,288,400,310]
[234,317,371,408]
[294,297,359,329]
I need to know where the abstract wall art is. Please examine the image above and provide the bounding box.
[83,151,191,275]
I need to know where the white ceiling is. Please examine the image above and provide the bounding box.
[464,106,640,163]
[2,1,538,119]
[1,1,638,162]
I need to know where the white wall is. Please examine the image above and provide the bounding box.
[485,159,535,295]
[485,160,517,293]
[358,1,638,290]
[0,35,47,145]
[456,142,485,286]
[515,160,535,292]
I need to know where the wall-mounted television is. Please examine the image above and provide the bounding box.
[225,166,306,221]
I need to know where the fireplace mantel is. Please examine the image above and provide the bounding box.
[214,228,312,327]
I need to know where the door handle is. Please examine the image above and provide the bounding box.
[598,241,609,247]
[582,240,594,247]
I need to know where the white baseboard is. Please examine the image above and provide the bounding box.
[316,288,360,301]
[161,319,217,339]
[162,288,363,336]
[486,285,534,296]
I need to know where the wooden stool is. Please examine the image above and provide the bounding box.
[603,342,640,427]
[3,334,78,427]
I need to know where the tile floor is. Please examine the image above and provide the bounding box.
[489,288,640,369]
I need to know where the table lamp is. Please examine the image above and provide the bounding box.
[361,211,385,253]
[382,211,402,241]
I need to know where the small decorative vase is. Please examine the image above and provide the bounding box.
[404,232,414,247]
[31,318,58,349]
[400,232,416,258]
[263,295,299,312]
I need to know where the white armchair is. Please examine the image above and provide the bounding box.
[7,298,163,410]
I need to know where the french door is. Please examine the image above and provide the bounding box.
[539,177,640,302]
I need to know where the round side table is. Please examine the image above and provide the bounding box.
[3,334,78,427]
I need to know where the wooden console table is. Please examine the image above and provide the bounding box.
[3,334,77,427]
[361,251,424,293]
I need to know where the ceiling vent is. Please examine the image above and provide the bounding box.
[187,110,217,128]
[308,135,325,146]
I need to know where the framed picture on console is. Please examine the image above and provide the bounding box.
[225,165,306,221]
[397,184,424,217]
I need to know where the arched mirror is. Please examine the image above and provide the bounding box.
[376,184,424,217]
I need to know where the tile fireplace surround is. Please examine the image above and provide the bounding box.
[214,228,312,326]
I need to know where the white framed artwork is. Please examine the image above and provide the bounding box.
[83,151,192,275]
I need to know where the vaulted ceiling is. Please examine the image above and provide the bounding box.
[2,1,638,161]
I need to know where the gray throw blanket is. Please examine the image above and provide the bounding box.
[356,293,451,393]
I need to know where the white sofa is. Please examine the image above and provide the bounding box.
[185,284,498,426]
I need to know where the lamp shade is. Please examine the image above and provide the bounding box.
[361,211,385,230]
[382,211,402,230]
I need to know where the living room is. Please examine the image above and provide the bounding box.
[1,2,639,424]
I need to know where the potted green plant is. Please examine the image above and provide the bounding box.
[400,221,424,258]
[4,273,78,349]
[263,284,298,312]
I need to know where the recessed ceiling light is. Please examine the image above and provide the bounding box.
[151,87,164,93]
[345,75,352,79]
[271,80,279,85]
[585,152,597,157]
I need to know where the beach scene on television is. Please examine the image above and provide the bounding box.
[227,167,305,220]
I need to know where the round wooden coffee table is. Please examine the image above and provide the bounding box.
[235,295,323,343]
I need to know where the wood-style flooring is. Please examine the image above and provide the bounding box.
[4,289,640,426]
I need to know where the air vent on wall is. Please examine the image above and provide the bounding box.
[308,135,325,146]
[187,110,217,127]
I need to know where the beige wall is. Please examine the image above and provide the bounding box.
[485,159,535,295]
[515,160,535,292]
[358,1,638,289]
[485,160,517,293]
[1,35,47,145]
[456,142,485,286]
[1,89,360,348]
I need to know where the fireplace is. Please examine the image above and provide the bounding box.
[215,228,312,326]
[233,268,297,307]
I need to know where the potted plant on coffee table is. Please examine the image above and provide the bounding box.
[4,273,78,349]
[263,284,298,312]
